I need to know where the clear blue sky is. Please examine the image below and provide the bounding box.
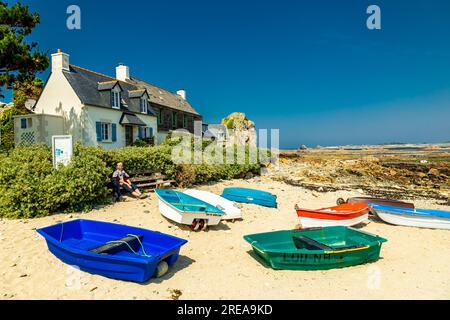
[4,0,450,148]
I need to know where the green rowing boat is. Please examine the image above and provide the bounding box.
[243,226,387,270]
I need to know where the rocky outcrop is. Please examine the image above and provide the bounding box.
[271,150,450,201]
[221,112,257,147]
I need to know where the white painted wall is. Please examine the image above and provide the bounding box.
[33,70,84,143]
[84,105,157,149]
[14,114,64,145]
[32,50,159,149]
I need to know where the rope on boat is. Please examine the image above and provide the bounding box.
[173,190,185,210]
[105,234,155,258]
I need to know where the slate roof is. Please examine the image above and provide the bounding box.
[130,77,200,116]
[128,89,147,98]
[63,65,201,117]
[97,81,120,91]
[119,113,147,126]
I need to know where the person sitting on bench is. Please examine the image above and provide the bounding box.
[112,162,147,199]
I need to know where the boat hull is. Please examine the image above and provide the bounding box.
[155,189,224,228]
[244,227,387,270]
[37,219,187,283]
[183,189,242,220]
[372,206,450,230]
[221,187,277,208]
[296,203,369,228]
[158,199,222,226]
[298,214,368,228]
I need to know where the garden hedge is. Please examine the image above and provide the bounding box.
[0,142,264,218]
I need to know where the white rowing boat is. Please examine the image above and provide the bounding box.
[155,189,224,231]
[183,189,242,220]
[370,203,450,230]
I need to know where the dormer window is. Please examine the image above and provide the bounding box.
[140,97,148,114]
[111,91,121,109]
[100,81,122,109]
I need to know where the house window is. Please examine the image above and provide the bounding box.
[140,97,148,113]
[139,126,154,139]
[101,123,111,141]
[145,127,153,138]
[158,108,163,125]
[172,111,177,128]
[21,118,32,129]
[111,91,121,109]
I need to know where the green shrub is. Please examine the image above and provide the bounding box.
[74,143,177,177]
[0,145,54,218]
[175,164,197,187]
[133,137,154,147]
[0,144,110,218]
[0,141,263,218]
[45,152,111,212]
[105,145,177,177]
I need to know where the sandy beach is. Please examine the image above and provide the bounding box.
[1,176,449,300]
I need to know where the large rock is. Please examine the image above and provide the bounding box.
[221,112,256,147]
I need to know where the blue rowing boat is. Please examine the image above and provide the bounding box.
[37,219,187,282]
[221,187,277,208]
[369,203,450,230]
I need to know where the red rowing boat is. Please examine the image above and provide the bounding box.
[295,203,370,228]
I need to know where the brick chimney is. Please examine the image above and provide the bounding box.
[51,49,70,72]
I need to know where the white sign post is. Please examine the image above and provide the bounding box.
[52,135,73,168]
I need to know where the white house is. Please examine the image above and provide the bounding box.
[14,49,202,148]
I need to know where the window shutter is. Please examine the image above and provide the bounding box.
[110,92,114,107]
[138,127,143,139]
[149,127,153,137]
[21,118,27,129]
[96,122,102,141]
[112,123,117,142]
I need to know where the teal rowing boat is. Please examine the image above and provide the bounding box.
[243,226,387,270]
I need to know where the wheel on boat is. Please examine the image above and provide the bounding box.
[154,261,169,278]
[191,219,200,231]
[336,197,346,205]
[199,219,208,231]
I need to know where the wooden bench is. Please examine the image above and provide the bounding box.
[109,171,176,201]
[129,171,176,191]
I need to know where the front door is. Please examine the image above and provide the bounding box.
[125,125,133,146]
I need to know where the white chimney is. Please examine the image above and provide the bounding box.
[116,63,130,81]
[51,49,70,73]
[177,89,186,100]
